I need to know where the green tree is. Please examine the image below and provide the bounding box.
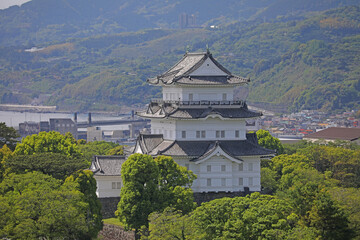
[78,140,118,161]
[116,154,196,231]
[5,152,88,180]
[65,170,103,239]
[145,207,196,240]
[0,122,19,150]
[0,172,90,239]
[14,131,81,157]
[256,129,284,154]
[116,153,160,231]
[107,145,125,155]
[190,193,301,240]
[309,191,353,240]
[0,145,12,182]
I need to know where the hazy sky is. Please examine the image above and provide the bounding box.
[0,0,31,9]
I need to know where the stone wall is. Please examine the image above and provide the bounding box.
[99,197,120,219]
[99,191,256,218]
[98,224,135,240]
[193,190,253,205]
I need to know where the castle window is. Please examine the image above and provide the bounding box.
[222,93,227,101]
[216,130,220,138]
[221,130,225,138]
[239,178,243,185]
[112,182,116,189]
[221,165,226,172]
[201,130,206,138]
[207,165,211,172]
[207,178,211,186]
[182,131,186,138]
[196,131,200,138]
[235,130,239,138]
[117,182,121,189]
[185,164,189,169]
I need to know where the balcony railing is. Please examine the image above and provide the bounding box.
[151,98,245,107]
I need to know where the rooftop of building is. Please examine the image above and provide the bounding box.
[134,133,275,160]
[147,51,249,86]
[136,101,262,119]
[303,127,360,141]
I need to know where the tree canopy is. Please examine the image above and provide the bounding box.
[256,129,284,154]
[14,131,81,157]
[0,122,19,151]
[0,172,92,239]
[116,154,196,231]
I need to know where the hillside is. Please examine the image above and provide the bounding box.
[0,2,359,112]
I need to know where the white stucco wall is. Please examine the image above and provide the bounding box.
[162,85,235,101]
[175,155,261,193]
[94,175,122,198]
[151,118,246,141]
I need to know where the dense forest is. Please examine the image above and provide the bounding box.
[0,1,359,112]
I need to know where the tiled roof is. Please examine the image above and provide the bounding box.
[137,102,262,119]
[135,133,275,158]
[147,52,249,86]
[89,155,126,176]
[303,127,360,141]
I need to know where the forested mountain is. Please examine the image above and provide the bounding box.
[0,1,359,112]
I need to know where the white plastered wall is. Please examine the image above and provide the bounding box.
[174,155,261,193]
[162,85,235,101]
[94,175,122,198]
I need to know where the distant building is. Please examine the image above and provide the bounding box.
[179,13,196,29]
[19,118,77,139]
[49,118,77,139]
[303,127,360,144]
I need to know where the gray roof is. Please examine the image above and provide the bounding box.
[303,127,360,141]
[90,155,126,176]
[147,51,249,86]
[134,133,275,159]
[137,102,262,119]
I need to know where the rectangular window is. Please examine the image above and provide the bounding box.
[189,93,193,101]
[221,165,226,172]
[235,130,239,138]
[196,131,200,138]
[182,131,186,138]
[201,130,206,138]
[207,165,211,172]
[221,130,225,138]
[221,178,226,186]
[239,178,243,186]
[112,182,116,189]
[117,182,121,189]
[216,130,220,138]
[249,177,253,186]
[207,178,211,187]
[222,93,227,101]
[248,163,253,171]
[239,164,243,171]
[185,164,190,169]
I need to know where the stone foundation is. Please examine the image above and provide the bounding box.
[99,190,256,219]
[98,224,135,240]
[193,190,253,205]
[99,197,120,219]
